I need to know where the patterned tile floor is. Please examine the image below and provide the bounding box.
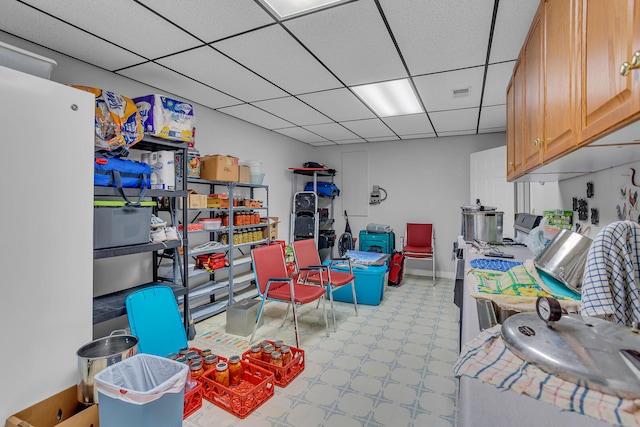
[184,275,459,427]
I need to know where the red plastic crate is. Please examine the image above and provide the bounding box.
[183,380,203,419]
[199,360,275,419]
[241,341,305,387]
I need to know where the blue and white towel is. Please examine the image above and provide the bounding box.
[581,220,640,326]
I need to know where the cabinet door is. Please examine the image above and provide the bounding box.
[506,77,518,180]
[522,4,544,171]
[579,0,640,143]
[510,60,525,180]
[543,0,579,161]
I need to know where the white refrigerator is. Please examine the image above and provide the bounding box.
[0,65,94,420]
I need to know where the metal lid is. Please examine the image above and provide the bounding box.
[501,312,640,399]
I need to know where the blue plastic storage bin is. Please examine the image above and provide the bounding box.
[94,354,188,427]
[327,263,388,305]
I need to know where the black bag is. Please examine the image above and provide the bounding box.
[388,251,405,286]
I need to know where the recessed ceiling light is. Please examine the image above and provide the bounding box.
[258,0,348,19]
[351,79,423,117]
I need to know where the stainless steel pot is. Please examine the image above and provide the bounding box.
[461,210,504,243]
[534,229,593,293]
[76,330,138,404]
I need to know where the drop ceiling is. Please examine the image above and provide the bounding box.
[0,0,539,146]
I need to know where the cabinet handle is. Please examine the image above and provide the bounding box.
[534,138,541,147]
[508,161,514,167]
[620,51,640,76]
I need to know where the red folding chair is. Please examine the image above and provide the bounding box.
[291,238,358,331]
[250,244,328,348]
[402,223,436,282]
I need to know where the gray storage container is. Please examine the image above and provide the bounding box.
[94,200,154,249]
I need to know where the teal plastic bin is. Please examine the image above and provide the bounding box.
[94,353,188,427]
[327,263,388,305]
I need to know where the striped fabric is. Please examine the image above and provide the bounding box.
[581,221,640,326]
[454,326,640,426]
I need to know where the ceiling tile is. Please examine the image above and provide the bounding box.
[302,123,359,141]
[366,136,400,142]
[308,141,337,146]
[401,133,437,140]
[437,129,477,137]
[490,0,540,63]
[252,97,331,126]
[274,127,329,143]
[335,138,367,144]
[341,119,396,139]
[117,62,241,109]
[382,113,434,136]
[297,88,375,122]
[482,61,515,106]
[478,104,506,131]
[214,25,342,95]
[414,67,484,112]
[380,0,494,74]
[137,0,275,43]
[429,108,479,133]
[157,46,288,102]
[284,0,406,86]
[0,2,145,70]
[218,104,294,129]
[22,0,201,59]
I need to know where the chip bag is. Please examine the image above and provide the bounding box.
[72,86,143,153]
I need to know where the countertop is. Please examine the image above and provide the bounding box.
[457,244,611,427]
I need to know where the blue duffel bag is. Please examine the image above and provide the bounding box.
[94,156,151,205]
[304,181,340,197]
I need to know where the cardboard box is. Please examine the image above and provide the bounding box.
[262,217,279,240]
[180,189,207,209]
[207,197,221,208]
[238,165,251,183]
[5,385,99,427]
[200,155,239,182]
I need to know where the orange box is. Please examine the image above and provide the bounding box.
[241,340,305,387]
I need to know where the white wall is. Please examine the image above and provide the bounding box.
[312,133,506,278]
[556,160,640,239]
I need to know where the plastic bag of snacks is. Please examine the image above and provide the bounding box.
[72,86,143,154]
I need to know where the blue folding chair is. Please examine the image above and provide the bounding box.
[126,285,188,357]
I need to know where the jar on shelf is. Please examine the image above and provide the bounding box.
[214,362,229,387]
[228,355,243,386]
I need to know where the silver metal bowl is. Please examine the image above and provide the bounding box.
[534,229,593,293]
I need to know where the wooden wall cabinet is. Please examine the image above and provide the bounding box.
[507,0,640,182]
[578,0,640,144]
[522,3,545,172]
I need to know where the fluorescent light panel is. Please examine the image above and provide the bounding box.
[351,79,423,117]
[259,0,348,18]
